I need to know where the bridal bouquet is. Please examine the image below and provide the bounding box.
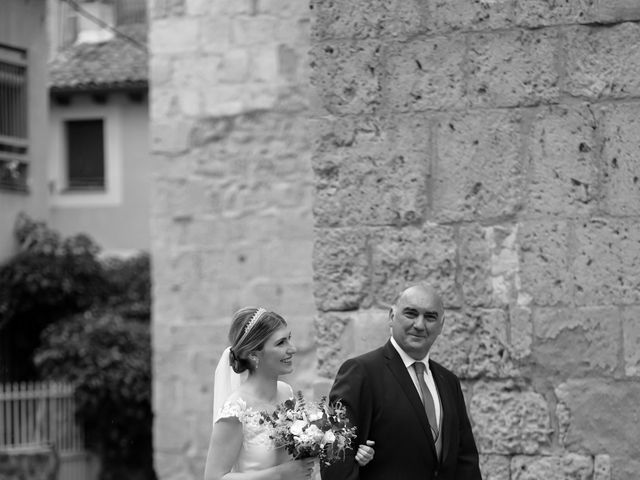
[261,391,357,465]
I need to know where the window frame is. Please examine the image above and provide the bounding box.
[0,43,29,193]
[64,118,106,192]
[50,100,123,207]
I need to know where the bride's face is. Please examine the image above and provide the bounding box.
[255,326,297,376]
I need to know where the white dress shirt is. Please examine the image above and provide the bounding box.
[390,336,442,428]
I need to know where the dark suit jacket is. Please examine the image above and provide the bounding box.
[321,341,482,480]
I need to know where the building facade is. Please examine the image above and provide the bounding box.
[0,0,49,260]
[148,1,640,480]
[47,0,150,253]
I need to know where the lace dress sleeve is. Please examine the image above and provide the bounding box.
[216,397,247,424]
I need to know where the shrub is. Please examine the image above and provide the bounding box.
[102,253,151,321]
[34,311,155,480]
[0,214,155,480]
[0,215,107,379]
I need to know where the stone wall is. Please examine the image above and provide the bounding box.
[0,447,58,480]
[310,2,640,480]
[148,1,314,479]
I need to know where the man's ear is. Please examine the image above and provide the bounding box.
[389,306,395,324]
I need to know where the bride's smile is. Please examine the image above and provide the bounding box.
[255,327,297,376]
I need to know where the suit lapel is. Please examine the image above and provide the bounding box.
[383,342,437,458]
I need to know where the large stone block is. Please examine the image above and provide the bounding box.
[189,112,312,180]
[309,0,429,40]
[532,306,622,376]
[594,454,611,480]
[428,0,514,33]
[207,0,254,16]
[200,16,233,54]
[309,40,384,115]
[154,451,191,480]
[593,0,640,22]
[259,0,311,18]
[153,377,183,415]
[250,45,280,83]
[313,115,430,227]
[313,227,369,311]
[314,312,353,378]
[434,110,525,222]
[431,309,520,379]
[386,35,467,112]
[153,177,215,218]
[150,17,200,54]
[622,307,640,377]
[217,48,250,84]
[231,16,278,46]
[599,104,640,216]
[515,0,596,27]
[468,29,560,108]
[150,55,173,87]
[314,309,390,379]
[154,414,191,452]
[511,454,593,480]
[563,23,640,100]
[174,217,228,249]
[470,380,553,454]
[516,0,640,27]
[150,122,192,154]
[573,218,640,306]
[171,54,221,103]
[459,224,493,308]
[263,240,314,279]
[518,221,570,306]
[555,379,640,461]
[184,353,216,409]
[480,454,510,480]
[528,105,599,217]
[351,308,391,354]
[369,224,459,308]
[510,306,533,360]
[460,223,520,308]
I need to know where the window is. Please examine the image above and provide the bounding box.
[114,0,147,26]
[65,119,105,191]
[51,104,124,207]
[0,44,28,192]
[55,0,147,50]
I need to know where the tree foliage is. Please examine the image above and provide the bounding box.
[34,312,155,480]
[0,213,155,480]
[0,214,108,379]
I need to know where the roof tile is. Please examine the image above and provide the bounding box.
[49,24,148,91]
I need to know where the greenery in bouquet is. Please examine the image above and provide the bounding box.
[261,391,357,465]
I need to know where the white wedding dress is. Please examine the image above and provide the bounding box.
[216,381,293,473]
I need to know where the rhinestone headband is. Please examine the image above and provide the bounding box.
[238,307,266,343]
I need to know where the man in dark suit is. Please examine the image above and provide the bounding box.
[321,283,482,480]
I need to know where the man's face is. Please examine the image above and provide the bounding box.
[390,286,444,360]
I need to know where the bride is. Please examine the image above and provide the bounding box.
[204,307,375,480]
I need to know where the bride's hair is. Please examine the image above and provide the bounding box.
[228,307,287,373]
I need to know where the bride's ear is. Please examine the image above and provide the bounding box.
[248,353,260,370]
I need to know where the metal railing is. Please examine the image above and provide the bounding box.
[0,382,98,480]
[0,382,84,452]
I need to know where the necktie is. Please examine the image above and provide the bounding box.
[413,361,439,441]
